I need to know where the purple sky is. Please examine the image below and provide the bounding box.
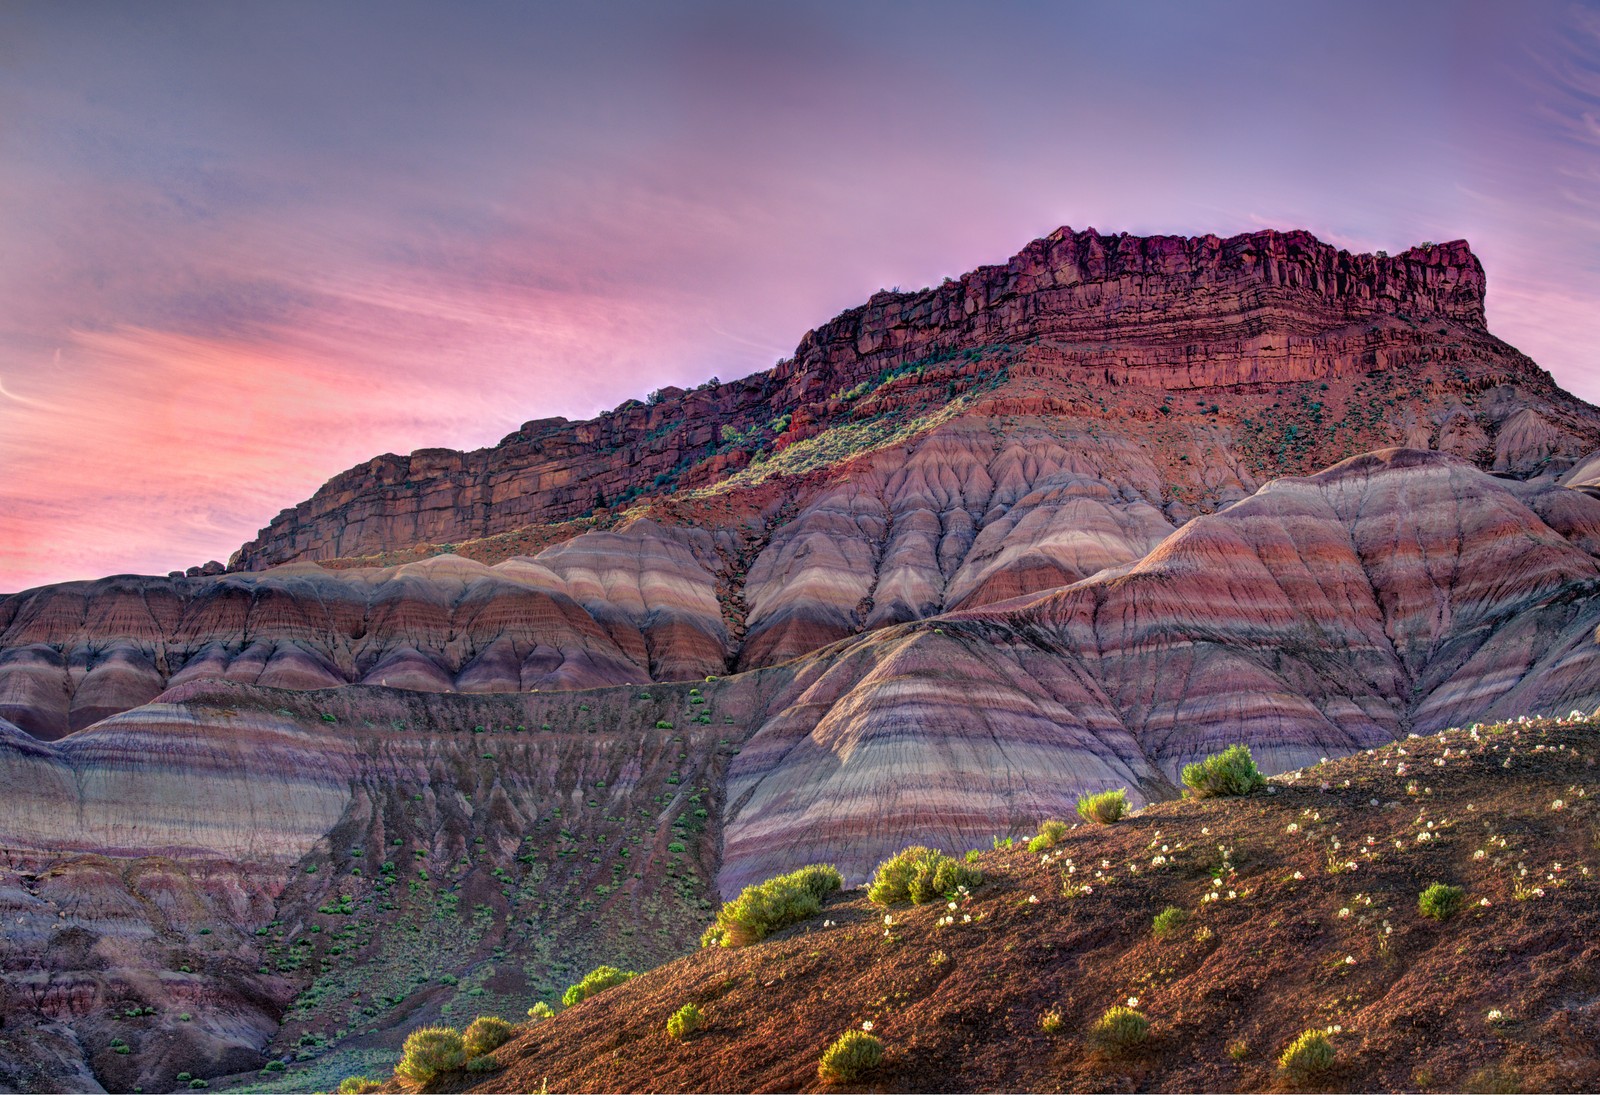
[2,1,1598,591]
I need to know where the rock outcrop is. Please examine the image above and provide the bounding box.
[0,526,725,739]
[229,229,1589,573]
[7,227,1600,1089]
[715,450,1600,892]
[6,229,1599,741]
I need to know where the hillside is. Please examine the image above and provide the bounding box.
[5,229,1600,742]
[446,714,1600,1094]
[3,227,1600,1092]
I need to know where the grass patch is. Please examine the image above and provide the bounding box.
[562,965,636,1007]
[817,1030,884,1084]
[1279,1029,1336,1079]
[702,864,842,947]
[867,846,982,906]
[1152,905,1189,937]
[1027,819,1069,854]
[1090,1005,1149,1054]
[1076,788,1128,824]
[666,1002,703,1039]
[336,1080,381,1094]
[1418,882,1466,921]
[1181,744,1266,798]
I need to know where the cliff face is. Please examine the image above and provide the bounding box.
[230,229,1502,571]
[7,449,1600,1089]
[7,216,1600,1088]
[7,230,1598,742]
[714,449,1600,892]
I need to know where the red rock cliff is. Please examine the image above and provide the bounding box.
[231,228,1500,570]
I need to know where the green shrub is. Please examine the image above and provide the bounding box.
[1091,1005,1150,1053]
[1076,788,1128,824]
[1181,745,1266,798]
[262,1060,286,1072]
[666,1002,703,1039]
[463,1015,514,1057]
[466,1055,501,1073]
[817,1030,884,1083]
[337,1079,382,1094]
[190,1082,209,1090]
[1152,905,1189,937]
[1418,882,1465,921]
[562,965,636,1007]
[702,864,842,947]
[526,1001,554,1022]
[867,846,982,906]
[1040,1008,1063,1034]
[1278,1029,1336,1079]
[394,1026,467,1086]
[1027,819,1069,854]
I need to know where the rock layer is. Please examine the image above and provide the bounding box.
[7,229,1600,738]
[229,229,1589,573]
[715,450,1600,892]
[0,525,725,739]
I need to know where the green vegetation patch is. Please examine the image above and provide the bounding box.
[1181,744,1266,798]
[1091,1005,1150,1054]
[394,1026,466,1087]
[1076,788,1128,824]
[1418,881,1466,921]
[666,1002,703,1039]
[818,1030,884,1084]
[562,964,637,1007]
[701,864,842,948]
[868,846,982,906]
[1027,819,1069,853]
[1279,1029,1336,1079]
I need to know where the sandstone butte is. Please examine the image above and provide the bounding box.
[2,227,1600,1091]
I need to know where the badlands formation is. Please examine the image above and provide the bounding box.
[2,228,1600,1090]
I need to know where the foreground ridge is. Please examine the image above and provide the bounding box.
[447,714,1600,1094]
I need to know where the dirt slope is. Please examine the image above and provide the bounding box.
[450,715,1600,1094]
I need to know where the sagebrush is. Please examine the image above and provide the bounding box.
[868,846,982,906]
[463,1015,514,1057]
[1076,788,1128,824]
[562,965,636,1007]
[818,1030,884,1083]
[394,1026,466,1086]
[702,864,842,948]
[1181,744,1266,798]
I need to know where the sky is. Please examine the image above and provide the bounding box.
[2,0,1598,591]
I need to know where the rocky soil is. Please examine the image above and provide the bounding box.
[448,714,1600,1094]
